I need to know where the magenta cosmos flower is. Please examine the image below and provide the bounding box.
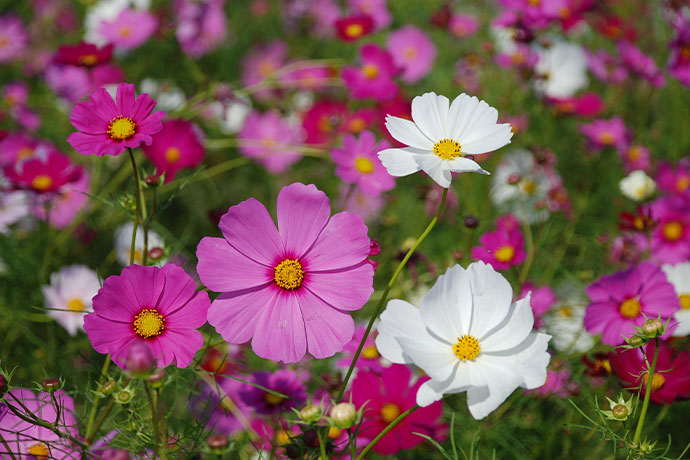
[471,225,527,271]
[584,262,680,346]
[67,82,166,157]
[386,25,437,84]
[0,15,28,63]
[196,182,374,363]
[99,8,158,51]
[331,130,394,196]
[238,110,303,173]
[142,119,205,182]
[580,116,629,152]
[342,44,398,102]
[84,263,210,368]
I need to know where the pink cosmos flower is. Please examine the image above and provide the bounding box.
[610,341,690,404]
[54,42,113,67]
[0,133,54,167]
[0,389,79,459]
[449,14,479,38]
[386,25,436,84]
[142,119,205,182]
[669,15,690,86]
[238,110,303,173]
[336,324,384,372]
[348,0,392,30]
[331,131,394,195]
[343,107,378,135]
[548,92,604,117]
[44,60,125,102]
[335,15,374,42]
[0,15,28,63]
[584,262,680,346]
[525,368,576,398]
[174,0,227,58]
[301,99,348,144]
[350,365,446,455]
[649,196,690,263]
[342,44,398,101]
[280,65,332,91]
[339,184,384,223]
[471,225,527,271]
[497,0,567,29]
[2,82,40,130]
[580,116,629,152]
[586,49,628,83]
[67,82,166,157]
[241,40,287,89]
[196,182,374,363]
[239,369,307,415]
[32,169,91,229]
[84,264,211,369]
[4,149,82,194]
[609,232,649,266]
[99,8,158,51]
[620,145,651,173]
[618,40,665,87]
[519,282,557,328]
[655,162,690,197]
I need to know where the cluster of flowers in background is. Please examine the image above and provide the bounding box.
[1,0,690,459]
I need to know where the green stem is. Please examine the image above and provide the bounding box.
[144,383,159,457]
[0,433,17,460]
[84,399,115,444]
[356,405,420,460]
[84,355,111,442]
[318,428,328,460]
[128,148,142,266]
[3,399,88,449]
[517,203,535,285]
[632,338,660,447]
[155,387,167,460]
[334,188,448,404]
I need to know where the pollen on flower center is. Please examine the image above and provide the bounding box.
[354,156,375,174]
[345,23,364,38]
[165,146,181,163]
[559,306,573,317]
[67,298,85,312]
[677,176,690,192]
[380,403,401,423]
[494,245,515,262]
[599,132,615,145]
[328,427,342,439]
[680,294,690,310]
[107,116,137,141]
[264,392,285,406]
[432,138,462,160]
[453,335,481,361]
[133,308,166,339]
[404,46,417,59]
[520,179,537,195]
[362,345,379,359]
[662,221,683,241]
[78,54,98,66]
[643,372,666,392]
[28,442,50,460]
[31,175,53,191]
[274,259,305,290]
[17,146,35,160]
[619,298,641,318]
[362,64,379,79]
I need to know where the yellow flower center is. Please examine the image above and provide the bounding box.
[354,156,375,174]
[453,335,481,361]
[0,37,8,48]
[31,175,53,191]
[599,132,615,145]
[78,54,98,66]
[627,146,642,161]
[494,245,515,263]
[643,372,666,392]
[362,345,379,359]
[520,179,537,195]
[274,259,304,290]
[362,64,379,79]
[28,443,50,460]
[345,23,364,38]
[404,46,417,59]
[662,221,683,241]
[528,0,540,5]
[276,429,291,446]
[133,308,165,339]
[347,117,366,133]
[680,294,690,310]
[433,138,462,160]
[259,61,275,77]
[67,298,85,312]
[676,176,690,192]
[559,306,573,317]
[380,403,401,423]
[107,116,137,141]
[619,298,641,319]
[119,26,131,37]
[264,392,285,406]
[165,146,181,163]
[17,147,35,160]
[328,427,342,439]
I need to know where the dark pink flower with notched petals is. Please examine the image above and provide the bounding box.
[342,44,398,101]
[196,182,374,363]
[331,130,394,196]
[142,119,205,182]
[4,149,82,194]
[67,82,166,157]
[471,225,526,271]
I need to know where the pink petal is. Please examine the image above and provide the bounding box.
[277,183,330,258]
[83,313,136,354]
[67,132,112,156]
[121,265,166,309]
[165,291,210,330]
[135,110,166,134]
[251,289,307,363]
[130,93,158,122]
[153,329,204,368]
[296,288,354,359]
[116,82,136,116]
[304,263,374,311]
[155,263,200,316]
[89,87,119,122]
[219,198,283,266]
[303,211,370,271]
[207,285,275,344]
[196,237,272,293]
[70,102,109,134]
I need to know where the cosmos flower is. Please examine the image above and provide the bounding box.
[42,265,101,336]
[342,44,398,101]
[67,82,166,157]
[196,182,374,363]
[619,170,656,201]
[471,223,526,271]
[84,264,211,368]
[649,196,690,264]
[331,131,394,196]
[174,0,227,58]
[533,41,588,99]
[238,110,303,174]
[98,8,158,51]
[0,15,28,63]
[580,116,629,152]
[335,15,374,42]
[620,145,651,173]
[4,149,83,194]
[378,92,513,188]
[336,324,384,373]
[32,169,91,229]
[544,302,595,353]
[449,14,479,38]
[239,370,307,415]
[301,99,348,144]
[662,262,690,337]
[0,191,29,234]
[386,25,437,84]
[376,262,551,419]
[114,221,166,266]
[142,119,205,182]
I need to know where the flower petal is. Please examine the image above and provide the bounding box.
[411,92,449,141]
[395,335,457,381]
[196,237,272,293]
[116,82,136,116]
[480,296,534,352]
[378,147,422,177]
[466,261,513,338]
[304,263,373,311]
[384,115,434,150]
[251,290,307,363]
[208,286,274,344]
[296,289,354,359]
[447,157,489,174]
[461,124,513,155]
[276,182,331,259]
[303,211,371,271]
[413,153,451,188]
[375,299,426,363]
[420,265,473,342]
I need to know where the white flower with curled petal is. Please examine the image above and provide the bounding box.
[377,92,513,188]
[375,261,551,420]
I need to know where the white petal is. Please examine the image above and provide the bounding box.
[414,153,452,188]
[416,380,445,407]
[466,261,513,338]
[385,116,434,150]
[377,148,422,177]
[447,157,489,175]
[411,92,449,141]
[466,357,523,419]
[450,94,498,141]
[450,361,487,390]
[420,265,473,342]
[375,299,425,363]
[672,310,690,337]
[513,332,551,389]
[461,124,513,155]
[480,296,534,352]
[396,336,457,381]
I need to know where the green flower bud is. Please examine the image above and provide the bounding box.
[299,404,322,423]
[115,389,134,404]
[330,402,357,429]
[641,318,664,337]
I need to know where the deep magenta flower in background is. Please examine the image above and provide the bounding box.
[471,225,526,271]
[238,110,303,173]
[386,25,437,84]
[239,369,307,415]
[584,262,680,346]
[142,119,205,182]
[331,130,394,196]
[342,44,398,101]
[84,264,210,369]
[4,149,83,194]
[67,82,166,157]
[196,182,374,363]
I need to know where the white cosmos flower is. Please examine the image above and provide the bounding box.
[42,265,101,336]
[534,42,588,99]
[375,261,551,419]
[378,92,513,188]
[544,303,594,353]
[114,222,165,266]
[619,170,656,201]
[662,262,690,337]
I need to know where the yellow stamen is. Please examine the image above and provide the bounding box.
[276,430,291,446]
[107,116,136,141]
[28,443,50,460]
[494,245,515,263]
[78,54,98,66]
[642,372,666,392]
[17,147,35,160]
[380,403,401,423]
[31,175,53,191]
[676,176,690,192]
[119,26,131,37]
[680,294,690,310]
[328,427,342,439]
[362,345,379,359]
[627,146,642,161]
[453,335,481,361]
[662,221,683,241]
[432,138,462,160]
[619,298,641,319]
[274,259,304,290]
[165,146,181,163]
[354,156,375,174]
[67,298,85,312]
[362,64,379,79]
[520,179,537,195]
[259,61,275,77]
[404,46,417,59]
[345,23,364,38]
[559,306,573,317]
[348,118,366,133]
[133,308,165,339]
[264,392,285,406]
[599,132,615,145]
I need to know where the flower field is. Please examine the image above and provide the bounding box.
[1,0,690,459]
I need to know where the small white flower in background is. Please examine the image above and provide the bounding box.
[534,42,588,99]
[544,303,594,353]
[375,261,551,420]
[114,222,166,266]
[84,0,151,45]
[378,92,513,188]
[0,191,30,234]
[662,262,690,337]
[42,265,101,336]
[619,170,656,201]
[139,78,186,112]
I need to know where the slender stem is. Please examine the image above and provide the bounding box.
[3,400,88,449]
[50,392,61,426]
[0,433,17,460]
[631,338,660,447]
[84,399,115,444]
[156,387,167,460]
[84,355,111,442]
[128,148,142,266]
[356,405,420,460]
[318,428,328,460]
[518,202,535,285]
[334,188,448,404]
[144,384,159,457]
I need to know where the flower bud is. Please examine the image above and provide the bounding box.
[330,402,357,429]
[463,215,479,229]
[124,343,155,378]
[367,239,380,258]
[641,318,664,337]
[148,247,165,261]
[507,173,521,185]
[612,404,628,420]
[146,368,167,387]
[0,375,7,397]
[144,174,161,187]
[299,404,322,423]
[98,380,117,395]
[626,335,645,348]
[285,444,301,459]
[115,389,134,404]
[42,378,61,392]
[206,434,229,454]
